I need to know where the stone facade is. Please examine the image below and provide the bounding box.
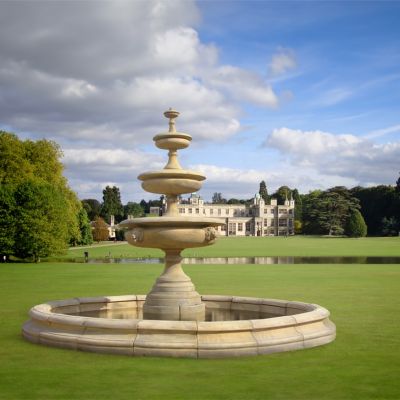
[172,193,295,237]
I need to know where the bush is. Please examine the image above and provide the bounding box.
[345,209,367,238]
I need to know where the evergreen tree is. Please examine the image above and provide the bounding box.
[101,186,123,223]
[292,188,302,222]
[352,185,399,235]
[77,208,93,245]
[396,173,400,193]
[345,209,367,237]
[212,192,226,204]
[303,187,360,235]
[258,181,269,203]
[381,217,399,236]
[82,199,102,221]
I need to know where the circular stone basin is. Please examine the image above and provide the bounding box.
[22,295,335,358]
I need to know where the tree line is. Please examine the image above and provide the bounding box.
[1,132,399,260]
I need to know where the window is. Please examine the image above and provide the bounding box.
[264,220,268,227]
[218,209,221,215]
[270,219,275,226]
[210,209,213,215]
[264,209,268,214]
[203,209,206,214]
[246,222,251,231]
[221,224,226,231]
[195,208,199,214]
[228,223,236,235]
[189,208,192,214]
[270,209,275,214]
[289,209,293,214]
[179,208,184,214]
[226,209,229,215]
[238,223,243,231]
[279,219,287,227]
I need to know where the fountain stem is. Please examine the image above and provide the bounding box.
[165,149,182,169]
[165,194,179,216]
[143,248,205,321]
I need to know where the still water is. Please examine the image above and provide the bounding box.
[85,256,400,265]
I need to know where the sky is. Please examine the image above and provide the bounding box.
[0,0,399,203]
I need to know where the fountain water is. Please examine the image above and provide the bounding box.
[22,110,335,358]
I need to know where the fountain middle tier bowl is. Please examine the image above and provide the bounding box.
[119,217,224,249]
[138,169,205,195]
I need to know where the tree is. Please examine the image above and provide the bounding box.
[227,198,244,204]
[82,199,102,221]
[302,190,323,234]
[292,189,303,222]
[294,220,302,234]
[345,209,367,237]
[124,202,144,219]
[101,186,123,223]
[274,186,291,205]
[13,180,69,261]
[0,185,16,260]
[92,217,110,242]
[352,185,399,235]
[212,192,226,204]
[396,172,400,193]
[381,217,399,236]
[77,208,93,245]
[0,131,87,259]
[303,187,360,236]
[258,181,269,203]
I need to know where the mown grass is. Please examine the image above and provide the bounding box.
[1,257,400,399]
[64,236,400,260]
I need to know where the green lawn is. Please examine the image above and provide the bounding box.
[65,236,400,260]
[1,257,400,399]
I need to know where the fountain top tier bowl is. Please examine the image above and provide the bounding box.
[136,109,206,196]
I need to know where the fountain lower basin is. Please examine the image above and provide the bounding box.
[22,295,336,358]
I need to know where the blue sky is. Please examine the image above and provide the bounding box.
[0,1,399,202]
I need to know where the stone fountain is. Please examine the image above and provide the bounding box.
[22,110,336,358]
[120,109,223,322]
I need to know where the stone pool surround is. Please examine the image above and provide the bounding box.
[22,295,336,358]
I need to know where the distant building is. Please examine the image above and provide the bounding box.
[170,193,295,236]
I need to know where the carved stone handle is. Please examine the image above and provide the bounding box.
[204,227,217,242]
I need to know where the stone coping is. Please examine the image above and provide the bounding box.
[23,295,336,358]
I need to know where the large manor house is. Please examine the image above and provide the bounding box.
[165,193,295,237]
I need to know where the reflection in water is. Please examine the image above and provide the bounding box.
[68,307,272,321]
[85,256,400,265]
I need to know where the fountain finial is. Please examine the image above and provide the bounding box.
[164,108,180,133]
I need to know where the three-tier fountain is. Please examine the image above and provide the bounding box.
[22,110,335,358]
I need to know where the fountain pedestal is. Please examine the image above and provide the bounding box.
[143,250,205,321]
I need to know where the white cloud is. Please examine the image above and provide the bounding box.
[207,66,279,108]
[0,0,281,150]
[265,127,400,185]
[268,48,297,76]
[366,124,400,139]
